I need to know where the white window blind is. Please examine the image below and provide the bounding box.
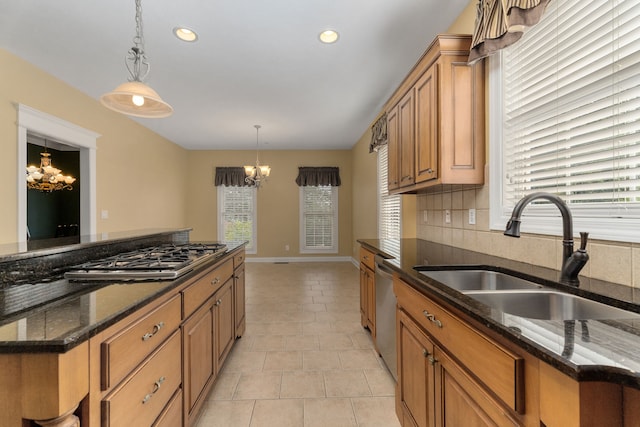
[217,185,257,253]
[300,185,338,253]
[377,145,401,257]
[492,0,640,242]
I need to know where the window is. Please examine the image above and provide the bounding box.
[217,185,257,253]
[490,0,640,243]
[377,145,401,256]
[300,185,338,253]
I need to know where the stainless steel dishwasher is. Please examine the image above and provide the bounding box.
[374,254,397,380]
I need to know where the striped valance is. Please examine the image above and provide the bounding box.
[469,0,551,64]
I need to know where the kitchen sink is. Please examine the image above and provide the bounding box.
[418,270,543,292]
[465,290,640,321]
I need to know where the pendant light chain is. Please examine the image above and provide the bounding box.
[127,0,150,83]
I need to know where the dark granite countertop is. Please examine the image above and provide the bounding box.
[358,238,640,389]
[0,240,246,354]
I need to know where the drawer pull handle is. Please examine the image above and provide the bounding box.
[211,277,220,285]
[142,376,166,404]
[422,310,443,328]
[141,322,165,341]
[426,168,434,174]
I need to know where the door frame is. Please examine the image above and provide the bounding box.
[17,104,100,243]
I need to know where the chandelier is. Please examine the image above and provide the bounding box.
[244,125,271,188]
[26,143,76,192]
[100,0,173,118]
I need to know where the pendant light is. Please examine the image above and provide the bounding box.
[100,0,173,118]
[244,125,271,188]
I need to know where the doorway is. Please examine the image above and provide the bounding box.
[26,136,81,246]
[17,104,99,246]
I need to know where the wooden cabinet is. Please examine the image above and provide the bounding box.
[384,34,485,194]
[102,331,182,427]
[359,247,376,341]
[182,263,235,427]
[395,277,524,427]
[233,251,246,338]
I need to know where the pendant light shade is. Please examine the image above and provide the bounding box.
[100,0,173,119]
[101,81,173,118]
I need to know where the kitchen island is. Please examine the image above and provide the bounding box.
[358,238,640,427]
[0,229,246,427]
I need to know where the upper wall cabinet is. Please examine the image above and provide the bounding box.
[385,34,485,194]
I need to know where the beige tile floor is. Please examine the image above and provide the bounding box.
[195,262,401,427]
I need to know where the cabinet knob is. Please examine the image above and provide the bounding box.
[428,355,437,366]
[422,348,430,358]
[215,299,222,306]
[426,168,434,174]
[211,277,220,285]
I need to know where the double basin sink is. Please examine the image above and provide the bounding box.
[418,269,640,321]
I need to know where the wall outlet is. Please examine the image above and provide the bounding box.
[468,208,476,225]
[285,244,290,251]
[101,210,109,220]
[444,210,451,224]
[423,211,428,223]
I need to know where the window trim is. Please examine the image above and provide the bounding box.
[299,185,339,254]
[217,185,257,254]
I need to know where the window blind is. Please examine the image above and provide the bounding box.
[218,186,256,252]
[377,145,401,257]
[300,185,337,252]
[502,0,640,218]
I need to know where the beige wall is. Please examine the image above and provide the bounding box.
[186,149,353,258]
[0,49,189,243]
[410,1,640,289]
[350,126,378,258]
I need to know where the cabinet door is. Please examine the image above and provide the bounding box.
[360,266,368,328]
[387,106,400,190]
[415,65,438,184]
[182,303,214,414]
[214,280,235,374]
[365,267,376,340]
[233,263,246,338]
[398,90,415,188]
[434,348,519,427]
[398,309,435,427]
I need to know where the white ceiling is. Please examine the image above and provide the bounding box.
[0,0,470,150]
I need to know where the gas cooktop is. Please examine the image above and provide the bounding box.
[64,243,227,281]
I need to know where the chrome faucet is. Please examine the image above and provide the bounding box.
[504,192,589,286]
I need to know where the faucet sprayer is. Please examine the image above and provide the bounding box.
[504,192,589,286]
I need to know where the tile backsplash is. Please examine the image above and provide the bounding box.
[416,185,640,289]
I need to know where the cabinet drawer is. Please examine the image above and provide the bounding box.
[395,278,524,413]
[233,251,245,268]
[152,388,182,427]
[102,331,181,427]
[183,259,233,318]
[360,247,375,271]
[101,295,181,390]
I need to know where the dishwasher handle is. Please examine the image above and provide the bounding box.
[374,255,394,279]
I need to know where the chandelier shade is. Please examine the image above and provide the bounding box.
[244,125,271,188]
[101,81,173,118]
[100,0,173,119]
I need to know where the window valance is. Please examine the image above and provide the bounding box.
[369,113,388,153]
[295,167,341,187]
[468,0,551,64]
[214,167,252,187]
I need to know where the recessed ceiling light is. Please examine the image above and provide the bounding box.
[319,29,339,44]
[173,27,198,42]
